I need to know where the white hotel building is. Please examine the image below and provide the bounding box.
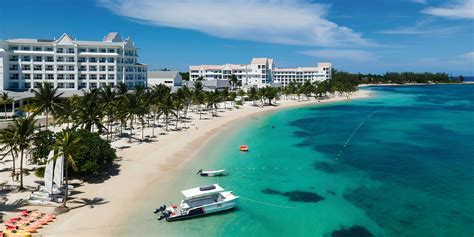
[0,32,147,91]
[189,58,331,87]
[189,58,274,88]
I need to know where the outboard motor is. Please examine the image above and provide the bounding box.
[196,169,202,175]
[158,211,170,221]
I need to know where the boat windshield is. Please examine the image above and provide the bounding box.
[185,194,220,208]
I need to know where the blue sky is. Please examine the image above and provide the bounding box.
[0,0,473,75]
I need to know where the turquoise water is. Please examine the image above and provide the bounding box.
[118,85,474,237]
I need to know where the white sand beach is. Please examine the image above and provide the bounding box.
[0,90,371,236]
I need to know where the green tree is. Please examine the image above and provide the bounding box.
[9,116,36,189]
[205,91,220,117]
[229,74,239,90]
[221,88,229,109]
[0,126,19,180]
[50,129,80,208]
[31,130,55,165]
[158,94,177,131]
[248,87,258,105]
[193,81,205,120]
[74,89,105,133]
[31,82,64,130]
[1,92,12,121]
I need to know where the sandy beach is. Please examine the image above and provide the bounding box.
[1,90,371,236]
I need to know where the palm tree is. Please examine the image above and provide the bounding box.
[205,91,220,117]
[31,82,64,130]
[119,92,147,142]
[100,85,117,140]
[193,81,205,120]
[173,88,186,130]
[116,82,128,97]
[248,87,258,105]
[51,129,80,208]
[54,96,78,129]
[0,126,19,180]
[229,74,238,90]
[1,92,12,121]
[158,94,177,131]
[221,88,229,109]
[74,89,105,132]
[9,116,36,189]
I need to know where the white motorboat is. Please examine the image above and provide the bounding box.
[197,169,226,177]
[154,184,239,221]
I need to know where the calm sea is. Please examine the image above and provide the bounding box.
[118,84,474,237]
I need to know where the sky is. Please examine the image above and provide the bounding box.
[0,0,473,75]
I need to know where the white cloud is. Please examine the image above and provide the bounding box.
[98,0,373,47]
[422,0,474,19]
[378,19,462,35]
[411,0,427,4]
[299,49,378,62]
[460,51,474,59]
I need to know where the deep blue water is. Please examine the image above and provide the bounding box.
[120,84,474,237]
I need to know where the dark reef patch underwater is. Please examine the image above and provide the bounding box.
[261,188,325,203]
[330,225,374,237]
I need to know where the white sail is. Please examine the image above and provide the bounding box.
[53,156,64,189]
[43,151,55,194]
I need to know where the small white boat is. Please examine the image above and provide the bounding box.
[197,169,226,177]
[154,184,239,221]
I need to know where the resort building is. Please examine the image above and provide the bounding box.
[189,58,274,88]
[147,71,182,88]
[0,32,147,91]
[189,58,331,88]
[273,63,332,86]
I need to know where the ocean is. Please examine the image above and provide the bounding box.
[118,84,474,237]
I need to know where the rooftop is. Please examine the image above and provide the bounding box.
[148,70,179,78]
[181,184,224,199]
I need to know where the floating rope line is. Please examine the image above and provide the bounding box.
[239,196,294,209]
[336,98,410,160]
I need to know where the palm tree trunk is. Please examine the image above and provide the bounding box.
[3,103,6,121]
[11,150,16,180]
[199,106,202,120]
[152,114,156,137]
[19,149,24,189]
[129,118,133,143]
[45,108,49,131]
[62,161,69,208]
[175,110,180,130]
[165,114,169,131]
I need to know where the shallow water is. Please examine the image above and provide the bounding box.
[118,85,474,237]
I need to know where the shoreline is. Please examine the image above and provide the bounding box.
[359,82,474,87]
[6,90,372,237]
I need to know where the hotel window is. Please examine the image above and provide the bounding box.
[67,57,75,62]
[89,48,97,53]
[108,48,115,53]
[9,56,18,61]
[9,45,19,50]
[109,82,115,87]
[23,74,31,80]
[108,74,114,79]
[89,66,97,71]
[21,64,31,71]
[107,58,115,63]
[34,74,43,80]
[100,74,106,80]
[99,57,106,63]
[34,65,42,71]
[78,57,86,62]
[57,74,64,80]
[108,66,114,71]
[57,65,64,71]
[90,74,97,80]
[79,82,86,89]
[33,56,42,62]
[34,82,42,88]
[100,48,106,53]
[9,65,19,70]
[22,56,31,61]
[90,57,97,63]
[45,47,53,52]
[24,82,31,88]
[45,65,54,71]
[67,83,75,89]
[67,74,75,80]
[79,66,86,71]
[79,74,86,80]
[33,46,42,51]
[90,82,97,89]
[57,83,65,88]
[56,48,64,53]
[67,48,75,54]
[10,73,19,79]
[46,56,54,62]
[79,48,86,53]
[100,82,107,88]
[47,74,54,80]
[21,46,31,51]
[100,66,106,71]
[9,82,19,89]
[57,56,64,62]
[67,65,75,71]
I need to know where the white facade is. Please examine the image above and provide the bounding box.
[189,58,331,87]
[0,32,147,91]
[147,71,182,88]
[189,58,274,88]
[273,62,332,86]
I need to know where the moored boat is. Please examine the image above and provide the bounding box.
[196,169,226,177]
[154,184,239,221]
[240,145,249,152]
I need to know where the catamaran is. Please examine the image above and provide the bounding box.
[154,184,239,221]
